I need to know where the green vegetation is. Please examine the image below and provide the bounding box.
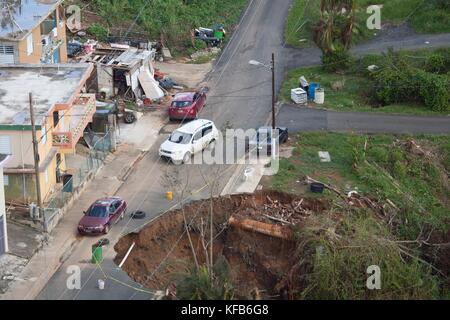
[272,132,450,298]
[174,256,234,300]
[86,0,248,54]
[187,52,218,64]
[87,23,109,42]
[281,48,450,115]
[285,0,450,47]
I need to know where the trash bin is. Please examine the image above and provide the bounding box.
[62,174,73,192]
[92,244,103,264]
[308,83,319,100]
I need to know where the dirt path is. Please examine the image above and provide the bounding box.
[154,61,213,89]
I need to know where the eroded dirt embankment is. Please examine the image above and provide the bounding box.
[114,191,329,299]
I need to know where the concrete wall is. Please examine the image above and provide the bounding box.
[97,65,115,98]
[0,123,66,203]
[3,172,36,204]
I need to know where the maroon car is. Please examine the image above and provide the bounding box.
[169,91,206,121]
[78,197,127,235]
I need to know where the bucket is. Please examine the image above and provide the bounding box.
[91,244,103,264]
[98,279,105,290]
[166,191,173,201]
[308,83,319,100]
[314,88,325,104]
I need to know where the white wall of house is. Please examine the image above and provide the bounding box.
[0,163,9,255]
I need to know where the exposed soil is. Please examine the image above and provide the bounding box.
[114,191,329,299]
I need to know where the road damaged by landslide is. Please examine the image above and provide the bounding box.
[113,191,330,299]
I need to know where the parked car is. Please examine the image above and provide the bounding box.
[159,119,219,165]
[168,90,207,121]
[77,197,127,235]
[246,126,289,156]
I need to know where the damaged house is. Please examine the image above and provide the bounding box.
[81,46,164,102]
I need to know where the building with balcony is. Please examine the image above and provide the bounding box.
[0,0,68,64]
[0,64,94,205]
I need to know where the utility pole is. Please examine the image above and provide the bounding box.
[271,52,276,129]
[29,93,42,216]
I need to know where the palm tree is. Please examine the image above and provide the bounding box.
[313,0,357,54]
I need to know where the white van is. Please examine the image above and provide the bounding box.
[159,119,219,164]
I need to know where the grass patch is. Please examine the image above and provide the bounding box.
[285,0,450,48]
[187,52,218,64]
[280,48,450,115]
[85,0,248,55]
[273,132,450,239]
[270,132,450,298]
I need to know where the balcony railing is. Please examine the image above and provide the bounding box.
[52,94,96,151]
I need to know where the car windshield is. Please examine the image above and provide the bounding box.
[87,205,108,217]
[172,101,192,108]
[169,131,192,144]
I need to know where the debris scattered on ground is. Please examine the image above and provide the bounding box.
[318,151,331,162]
[114,191,329,299]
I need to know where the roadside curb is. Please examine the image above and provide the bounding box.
[118,150,149,182]
[0,146,151,300]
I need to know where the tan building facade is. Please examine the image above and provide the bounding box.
[0,0,68,64]
[0,64,94,204]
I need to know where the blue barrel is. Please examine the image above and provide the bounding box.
[308,83,319,100]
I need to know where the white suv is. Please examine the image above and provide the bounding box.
[159,119,220,165]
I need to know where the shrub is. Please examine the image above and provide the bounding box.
[322,48,351,73]
[417,71,450,112]
[373,67,449,112]
[368,146,389,164]
[299,213,440,299]
[425,54,447,74]
[193,39,207,50]
[392,161,407,179]
[390,150,405,163]
[87,23,109,42]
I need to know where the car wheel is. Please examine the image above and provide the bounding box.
[172,160,182,166]
[103,224,110,234]
[183,152,191,164]
[124,112,136,124]
[208,139,216,150]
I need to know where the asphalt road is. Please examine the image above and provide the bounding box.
[278,105,450,134]
[37,0,293,300]
[37,0,450,300]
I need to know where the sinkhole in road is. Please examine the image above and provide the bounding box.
[113,191,329,299]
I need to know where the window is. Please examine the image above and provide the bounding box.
[171,101,192,108]
[193,131,202,142]
[0,136,11,154]
[202,126,213,137]
[26,34,33,56]
[41,125,47,144]
[87,206,108,218]
[169,131,192,144]
[3,175,9,186]
[0,45,14,64]
[53,111,59,127]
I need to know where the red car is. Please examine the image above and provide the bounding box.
[77,197,127,235]
[169,91,206,121]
